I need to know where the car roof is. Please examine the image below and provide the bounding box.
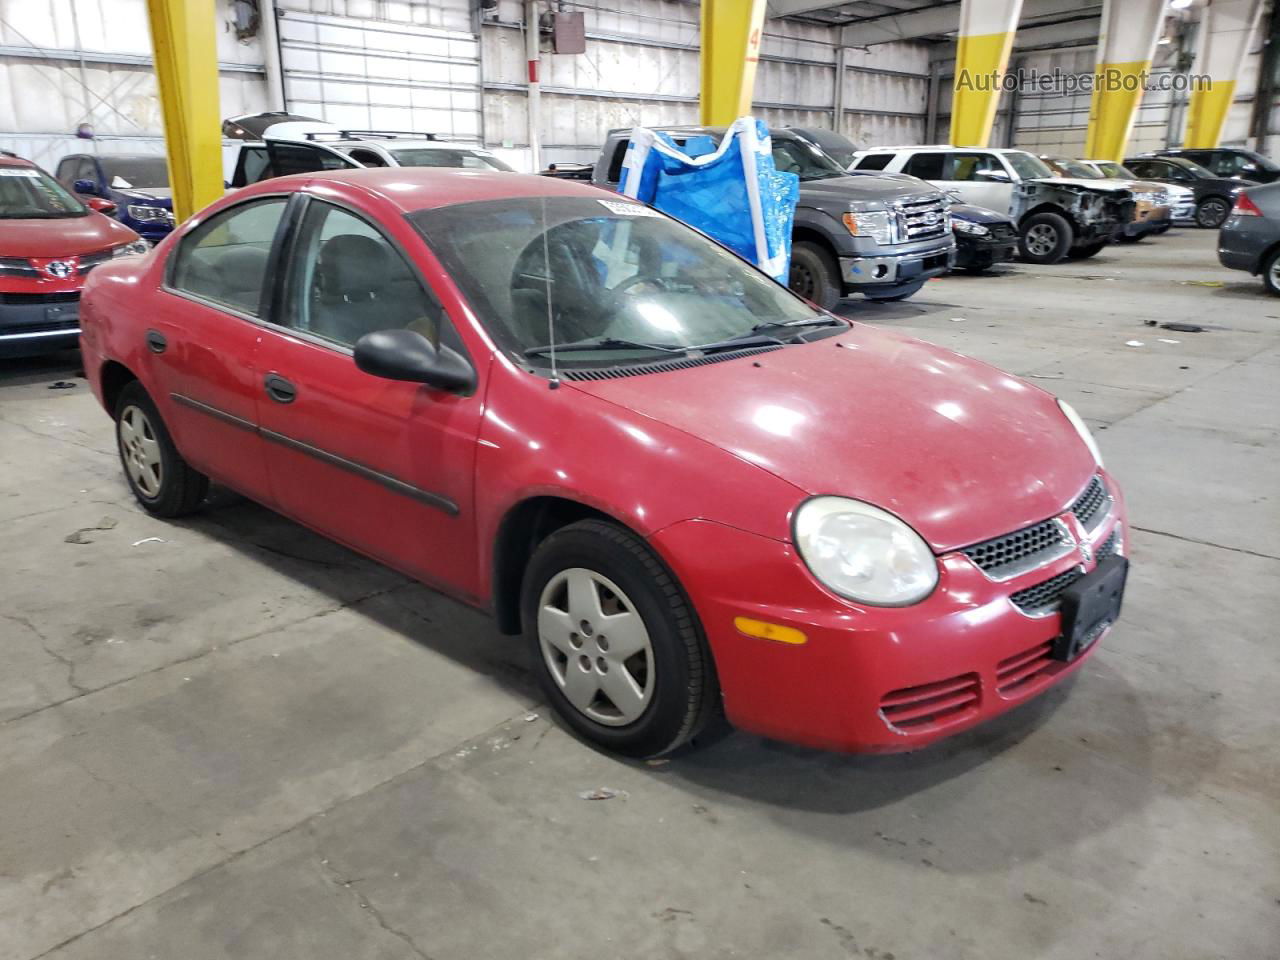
[0,154,34,168]
[332,139,480,151]
[245,167,612,213]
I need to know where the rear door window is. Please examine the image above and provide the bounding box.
[903,152,946,179]
[854,153,894,171]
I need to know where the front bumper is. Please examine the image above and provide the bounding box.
[650,473,1127,753]
[0,294,80,358]
[841,236,955,290]
[954,230,1018,269]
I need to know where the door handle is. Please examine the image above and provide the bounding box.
[145,329,167,354]
[264,373,296,404]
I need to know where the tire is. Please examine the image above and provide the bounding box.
[1196,196,1231,229]
[115,380,209,517]
[866,280,925,302]
[1018,211,1074,264]
[1116,233,1142,244]
[521,519,718,758]
[788,240,842,310]
[1262,247,1280,296]
[1068,241,1107,259]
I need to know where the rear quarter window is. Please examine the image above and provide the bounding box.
[854,153,894,171]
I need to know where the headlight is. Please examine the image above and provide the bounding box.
[842,210,894,245]
[793,497,938,606]
[113,239,150,258]
[1057,399,1103,467]
[953,218,990,236]
[126,204,172,223]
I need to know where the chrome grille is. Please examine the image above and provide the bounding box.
[962,517,1071,581]
[1071,475,1109,531]
[1011,566,1082,617]
[895,195,948,242]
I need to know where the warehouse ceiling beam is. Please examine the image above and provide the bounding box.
[1185,0,1264,148]
[950,0,1023,147]
[145,0,223,223]
[700,0,769,125]
[824,0,1099,45]
[1083,0,1168,161]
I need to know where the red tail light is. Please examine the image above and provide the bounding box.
[1233,193,1263,217]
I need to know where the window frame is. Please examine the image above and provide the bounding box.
[267,194,469,362]
[162,192,299,323]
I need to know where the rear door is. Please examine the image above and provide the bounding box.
[152,195,294,502]
[253,196,484,593]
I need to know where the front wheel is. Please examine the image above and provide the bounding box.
[1196,196,1232,229]
[115,381,209,517]
[1262,247,1280,296]
[1018,212,1074,264]
[788,241,842,310]
[522,519,718,757]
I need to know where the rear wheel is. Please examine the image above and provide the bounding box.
[1262,247,1280,296]
[1196,196,1231,228]
[1018,212,1074,264]
[115,381,208,517]
[522,519,717,757]
[788,240,842,310]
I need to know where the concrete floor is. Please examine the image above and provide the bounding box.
[1,228,1277,960]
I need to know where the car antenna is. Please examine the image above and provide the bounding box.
[539,192,560,389]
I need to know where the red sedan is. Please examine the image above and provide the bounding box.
[80,169,1128,757]
[0,153,147,358]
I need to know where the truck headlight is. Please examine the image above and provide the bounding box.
[112,239,150,258]
[794,497,938,606]
[953,218,990,237]
[127,204,172,223]
[1057,399,1103,467]
[842,210,893,245]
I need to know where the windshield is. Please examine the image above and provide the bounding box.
[770,138,847,181]
[1048,157,1101,179]
[1005,152,1055,180]
[0,167,87,219]
[410,196,836,368]
[391,148,515,172]
[1096,162,1132,178]
[102,157,169,189]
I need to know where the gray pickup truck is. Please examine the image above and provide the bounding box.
[592,126,955,308]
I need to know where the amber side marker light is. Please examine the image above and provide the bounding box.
[734,616,808,645]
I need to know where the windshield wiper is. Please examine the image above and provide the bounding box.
[523,336,686,358]
[750,315,845,335]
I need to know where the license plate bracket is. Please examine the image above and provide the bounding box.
[1053,555,1128,662]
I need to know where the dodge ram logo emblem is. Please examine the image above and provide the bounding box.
[44,260,74,279]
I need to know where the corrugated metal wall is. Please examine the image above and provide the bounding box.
[0,0,269,171]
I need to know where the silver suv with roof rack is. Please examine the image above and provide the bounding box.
[223,112,515,188]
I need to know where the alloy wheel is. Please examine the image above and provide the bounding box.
[537,567,655,726]
[1198,198,1229,228]
[1026,224,1057,257]
[118,404,163,498]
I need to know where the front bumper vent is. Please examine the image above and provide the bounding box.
[880,672,980,731]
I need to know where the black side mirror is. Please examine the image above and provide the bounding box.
[354,328,475,394]
[73,178,99,195]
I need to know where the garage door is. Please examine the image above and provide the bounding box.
[277,10,482,143]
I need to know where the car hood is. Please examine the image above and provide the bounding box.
[950,202,1013,225]
[115,188,173,206]
[0,212,139,258]
[1030,176,1131,195]
[800,174,939,204]
[569,326,1097,552]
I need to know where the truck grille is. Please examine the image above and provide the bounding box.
[895,195,948,242]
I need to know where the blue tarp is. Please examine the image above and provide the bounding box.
[617,118,799,284]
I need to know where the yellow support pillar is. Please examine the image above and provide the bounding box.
[145,0,224,223]
[700,0,768,126]
[1084,0,1168,162]
[950,0,1024,147]
[1185,0,1263,148]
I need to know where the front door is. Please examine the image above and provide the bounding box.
[254,197,484,596]
[148,195,291,502]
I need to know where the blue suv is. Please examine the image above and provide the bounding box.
[56,153,176,243]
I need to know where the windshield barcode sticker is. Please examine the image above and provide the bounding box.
[597,199,660,217]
